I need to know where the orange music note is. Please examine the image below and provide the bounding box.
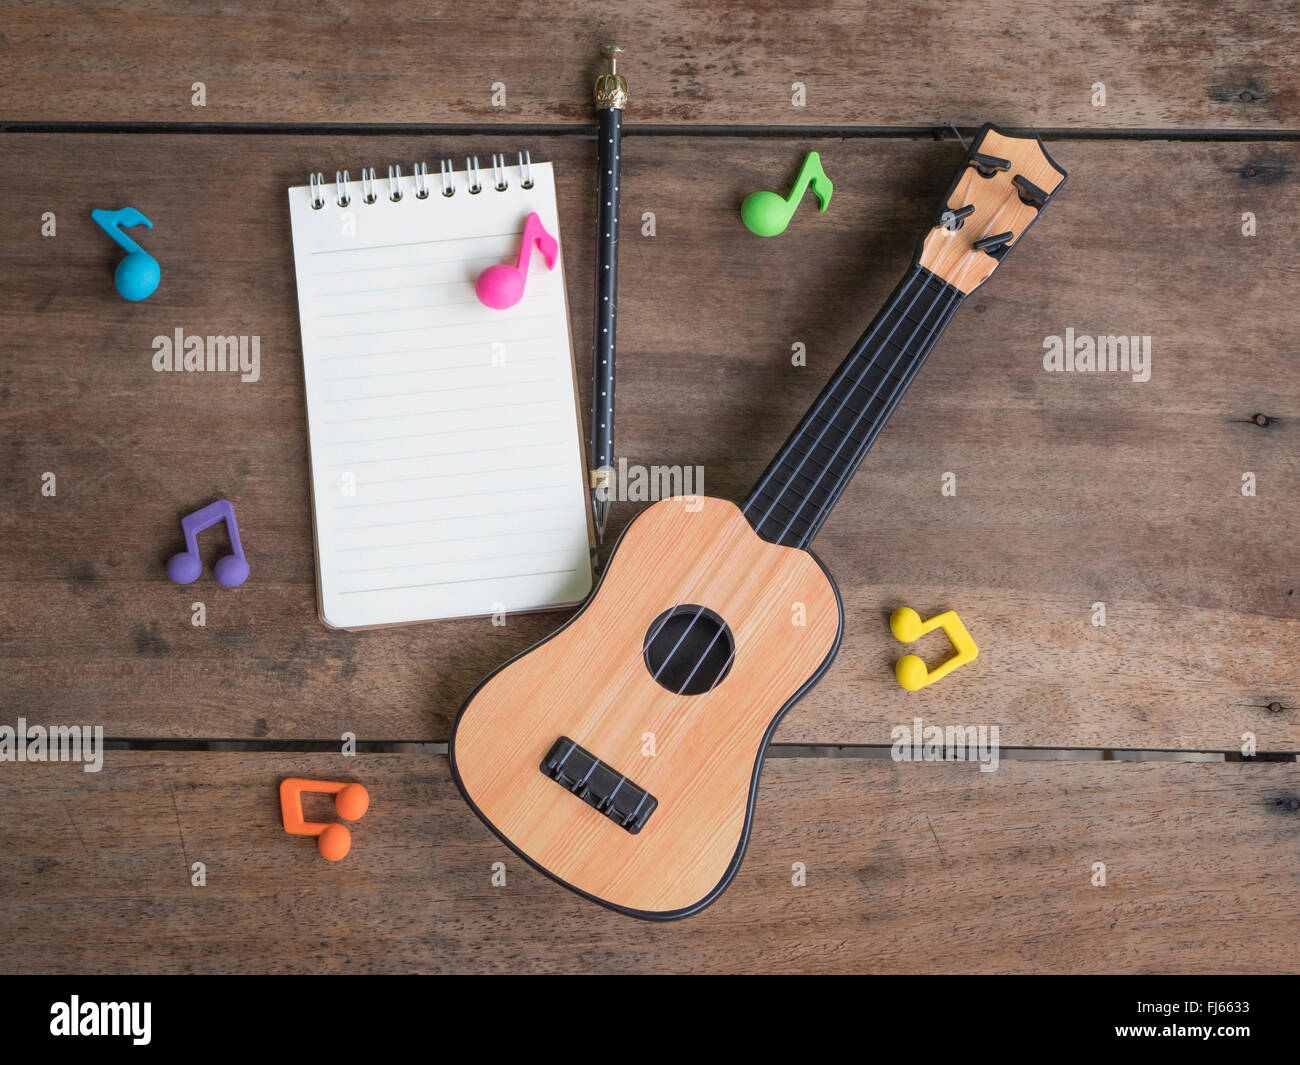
[474,212,558,309]
[279,778,370,861]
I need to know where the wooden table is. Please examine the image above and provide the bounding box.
[0,0,1295,974]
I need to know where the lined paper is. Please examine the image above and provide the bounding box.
[288,161,593,628]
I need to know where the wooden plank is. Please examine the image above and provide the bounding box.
[0,753,1295,973]
[1,1,1297,129]
[0,134,1295,749]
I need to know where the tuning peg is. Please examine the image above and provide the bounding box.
[966,151,1011,178]
[939,203,976,231]
[973,231,1016,257]
[1012,174,1049,209]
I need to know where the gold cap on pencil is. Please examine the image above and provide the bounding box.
[593,44,627,110]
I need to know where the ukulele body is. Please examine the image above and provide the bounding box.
[449,495,842,919]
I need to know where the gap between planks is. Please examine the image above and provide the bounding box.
[93,739,1298,761]
[5,122,1300,142]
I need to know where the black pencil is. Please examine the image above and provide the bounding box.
[589,44,626,543]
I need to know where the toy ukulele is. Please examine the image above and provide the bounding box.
[450,124,1066,919]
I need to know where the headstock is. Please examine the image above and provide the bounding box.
[917,124,1067,294]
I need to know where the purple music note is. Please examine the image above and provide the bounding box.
[166,499,250,588]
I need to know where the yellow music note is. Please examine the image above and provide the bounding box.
[889,607,978,691]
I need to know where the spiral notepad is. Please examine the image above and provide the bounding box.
[288,155,594,629]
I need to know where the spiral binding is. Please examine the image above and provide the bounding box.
[308,151,534,209]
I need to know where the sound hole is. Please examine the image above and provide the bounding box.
[643,606,735,696]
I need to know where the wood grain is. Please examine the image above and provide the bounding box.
[453,496,841,916]
[1,1,1296,129]
[0,134,1295,749]
[0,753,1295,974]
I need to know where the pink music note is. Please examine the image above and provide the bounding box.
[166,499,250,588]
[475,212,558,310]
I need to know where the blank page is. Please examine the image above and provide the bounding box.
[288,161,594,628]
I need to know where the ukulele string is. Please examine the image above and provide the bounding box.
[656,269,970,715]
[640,266,938,677]
[559,184,1003,819]
[653,210,1008,731]
[612,265,954,791]
[634,231,1003,795]
[636,302,973,793]
[771,197,1012,556]
[593,267,937,745]
[542,265,938,807]
[551,251,982,884]
[792,289,966,550]
[660,284,965,709]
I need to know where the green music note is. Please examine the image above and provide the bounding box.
[741,152,834,237]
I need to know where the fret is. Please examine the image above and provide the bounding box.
[762,481,811,513]
[743,265,964,547]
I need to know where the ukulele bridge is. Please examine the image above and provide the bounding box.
[540,737,657,834]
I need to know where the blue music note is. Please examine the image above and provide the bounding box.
[91,207,161,301]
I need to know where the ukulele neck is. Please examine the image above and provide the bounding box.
[742,263,965,547]
[740,124,1068,549]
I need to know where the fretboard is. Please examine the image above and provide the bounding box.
[742,264,965,547]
